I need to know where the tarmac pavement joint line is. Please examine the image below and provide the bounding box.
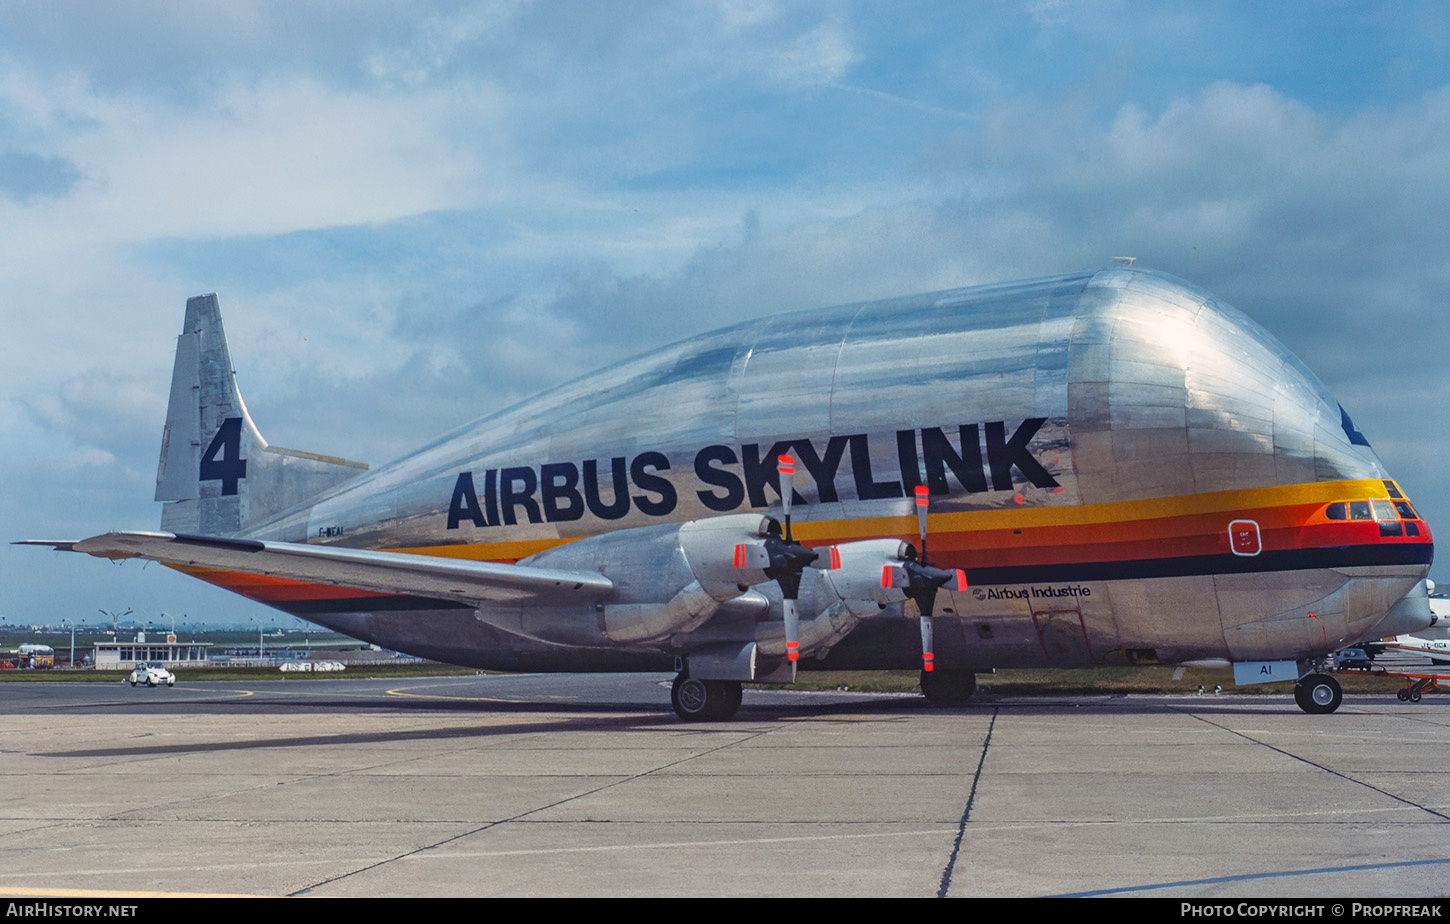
[395,826,954,860]
[1048,855,1450,898]
[1185,710,1450,822]
[937,707,997,899]
[288,718,783,896]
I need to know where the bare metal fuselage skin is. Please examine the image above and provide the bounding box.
[167,268,1433,673]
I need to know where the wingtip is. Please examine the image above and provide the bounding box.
[12,540,80,551]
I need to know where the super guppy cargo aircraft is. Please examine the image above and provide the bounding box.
[22,266,1436,718]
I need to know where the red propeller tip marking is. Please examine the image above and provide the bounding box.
[829,547,841,569]
[777,454,794,474]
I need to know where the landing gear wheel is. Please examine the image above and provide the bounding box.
[920,669,976,707]
[671,675,743,722]
[129,681,136,687]
[1397,689,1410,702]
[1293,673,1342,714]
[1409,690,1422,703]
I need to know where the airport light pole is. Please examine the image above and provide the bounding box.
[59,618,77,668]
[98,608,132,635]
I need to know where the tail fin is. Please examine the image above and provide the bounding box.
[154,294,368,536]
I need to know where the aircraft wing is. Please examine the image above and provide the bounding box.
[18,532,613,607]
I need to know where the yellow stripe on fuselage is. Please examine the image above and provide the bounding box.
[382,478,1390,560]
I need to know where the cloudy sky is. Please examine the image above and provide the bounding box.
[2,1,1448,629]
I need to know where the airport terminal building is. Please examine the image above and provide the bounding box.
[93,635,211,669]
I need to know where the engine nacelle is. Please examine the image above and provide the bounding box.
[819,538,913,617]
[472,514,774,647]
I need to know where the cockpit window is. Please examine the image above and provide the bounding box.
[1324,497,1422,535]
[1384,480,1404,499]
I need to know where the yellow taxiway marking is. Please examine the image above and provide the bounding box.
[385,684,519,704]
[7,686,254,708]
[0,886,266,898]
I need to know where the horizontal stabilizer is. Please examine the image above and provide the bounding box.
[34,533,614,608]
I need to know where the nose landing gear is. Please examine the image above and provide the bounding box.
[1293,673,1342,714]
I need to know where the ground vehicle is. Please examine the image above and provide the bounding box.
[128,662,176,687]
[1335,647,1373,669]
[17,644,55,669]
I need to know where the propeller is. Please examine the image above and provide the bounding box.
[884,485,967,672]
[734,454,817,663]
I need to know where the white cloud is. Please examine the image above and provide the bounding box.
[0,72,509,248]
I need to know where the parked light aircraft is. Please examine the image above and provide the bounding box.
[21,267,1436,718]
[1385,636,1450,664]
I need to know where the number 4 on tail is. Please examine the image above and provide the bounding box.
[200,417,247,495]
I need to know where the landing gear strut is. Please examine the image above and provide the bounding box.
[671,674,743,722]
[1294,673,1342,714]
[920,669,976,707]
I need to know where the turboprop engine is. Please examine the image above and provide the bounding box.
[468,509,941,667]
[471,513,780,648]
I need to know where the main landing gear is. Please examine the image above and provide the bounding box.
[920,669,976,707]
[1294,673,1343,714]
[671,674,743,722]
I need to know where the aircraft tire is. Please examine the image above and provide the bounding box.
[1293,673,1342,714]
[1397,689,1410,702]
[129,681,136,687]
[1410,690,1422,703]
[920,669,976,707]
[671,675,742,722]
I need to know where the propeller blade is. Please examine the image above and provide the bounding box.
[914,484,930,548]
[733,543,770,570]
[778,454,795,540]
[808,545,841,570]
[784,597,800,663]
[920,613,934,672]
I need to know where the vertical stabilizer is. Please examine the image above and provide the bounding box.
[155,294,368,536]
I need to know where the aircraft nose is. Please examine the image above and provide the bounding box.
[1368,578,1435,638]
[1072,269,1400,500]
